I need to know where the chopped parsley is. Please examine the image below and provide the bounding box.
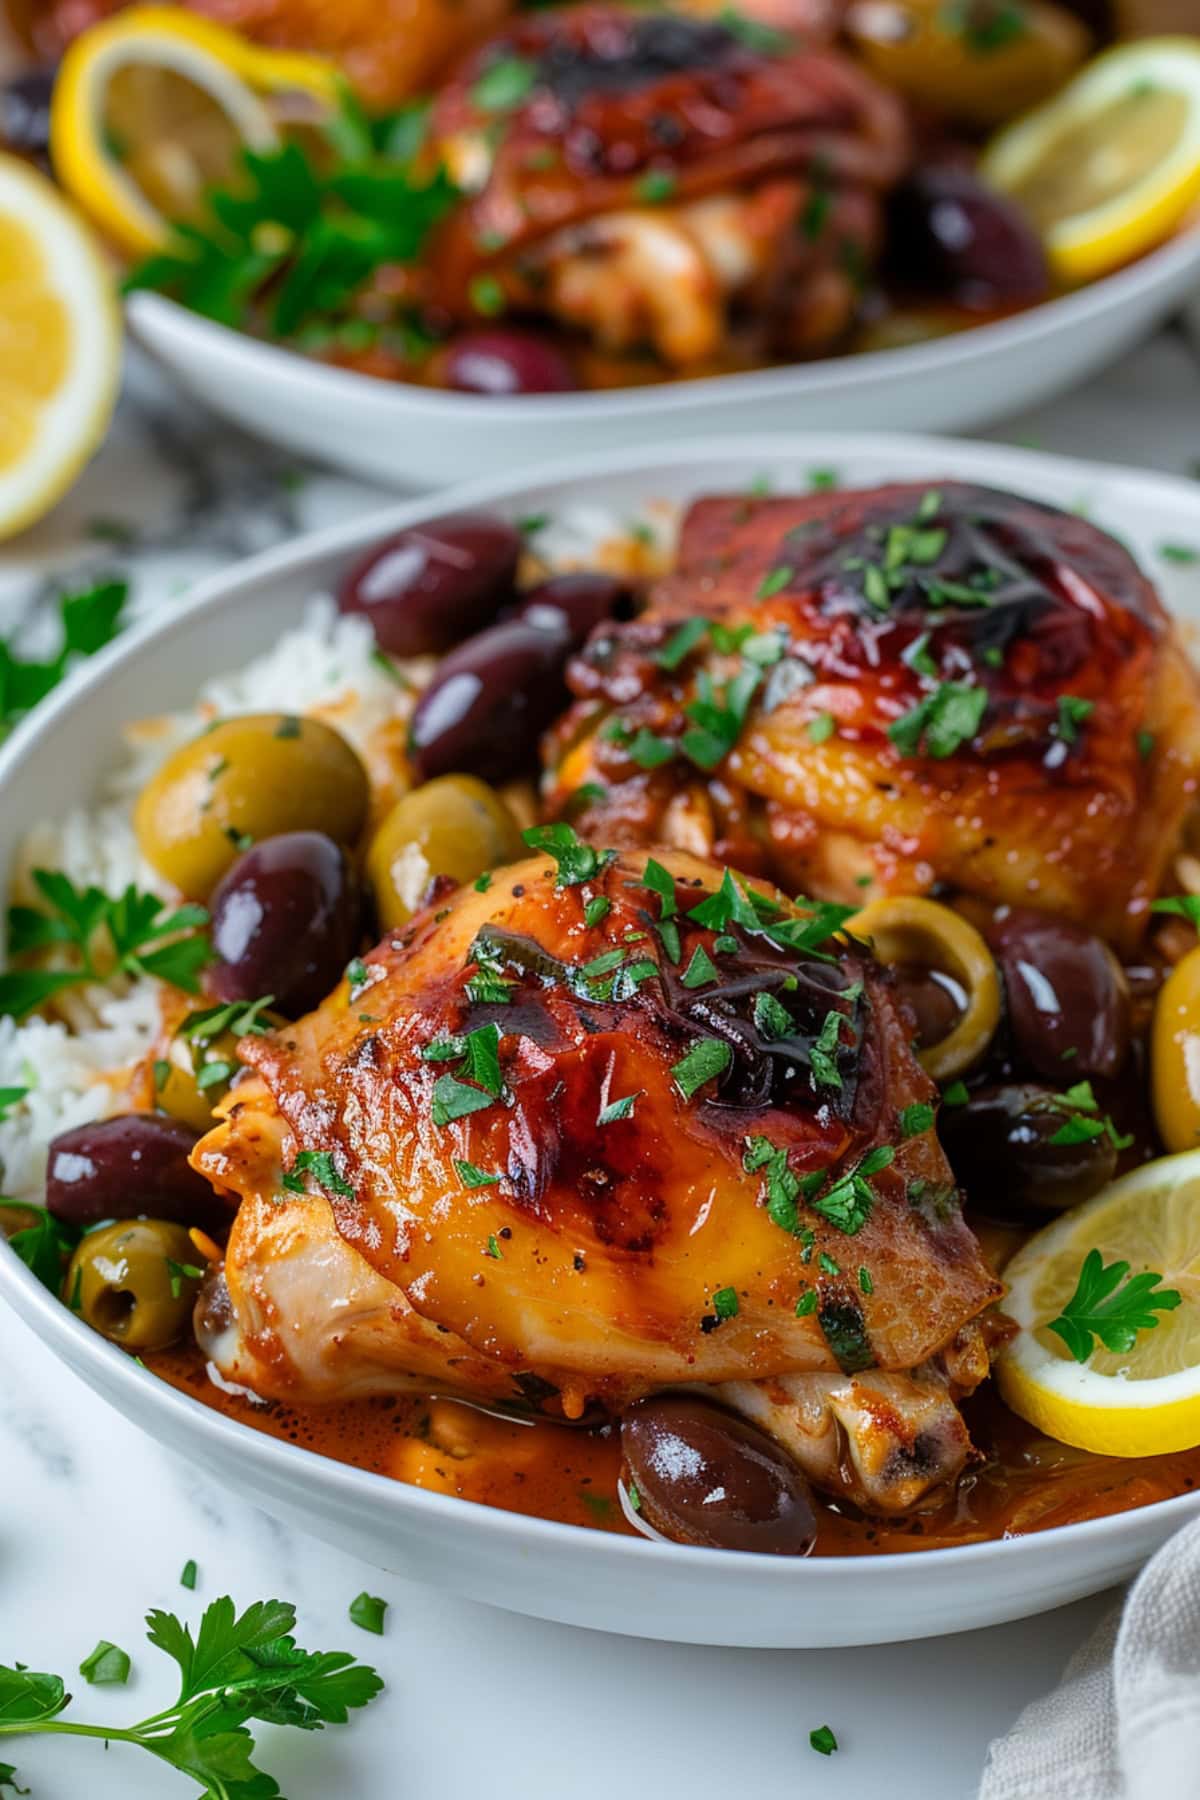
[282,1149,354,1198]
[642,857,679,919]
[1055,694,1095,745]
[522,823,614,888]
[1159,542,1200,565]
[887,682,986,760]
[485,1233,503,1260]
[635,169,677,204]
[942,1079,969,1107]
[671,1037,732,1100]
[1046,1080,1132,1150]
[712,1286,739,1320]
[473,871,492,893]
[347,1592,388,1635]
[811,1145,894,1235]
[656,617,710,671]
[808,1009,844,1091]
[472,54,537,111]
[753,991,793,1039]
[597,1091,640,1125]
[807,711,836,744]
[680,666,761,770]
[1150,894,1200,928]
[809,1725,838,1757]
[899,1102,935,1138]
[681,946,720,989]
[78,1642,131,1687]
[454,1159,500,1188]
[795,1289,817,1316]
[583,895,611,928]
[756,565,794,600]
[179,1560,198,1590]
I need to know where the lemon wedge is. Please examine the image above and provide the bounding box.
[980,37,1200,284]
[998,1148,1200,1456]
[50,6,339,256]
[0,153,120,541]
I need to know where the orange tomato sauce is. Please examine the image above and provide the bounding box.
[148,1346,1200,1554]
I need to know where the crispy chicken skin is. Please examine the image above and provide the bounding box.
[545,482,1200,949]
[425,6,908,366]
[194,846,1001,1510]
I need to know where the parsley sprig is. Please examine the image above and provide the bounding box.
[0,578,128,739]
[1,871,211,1019]
[126,98,457,343]
[0,1594,382,1798]
[1047,1248,1181,1364]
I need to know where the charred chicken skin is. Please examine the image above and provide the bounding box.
[546,482,1200,949]
[194,843,1001,1514]
[424,6,909,367]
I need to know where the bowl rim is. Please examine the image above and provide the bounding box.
[3,427,1200,1588]
[125,222,1200,425]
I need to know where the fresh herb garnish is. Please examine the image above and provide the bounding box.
[671,1037,732,1101]
[641,857,679,920]
[78,1642,131,1687]
[712,1286,739,1320]
[0,1594,382,1796]
[757,565,794,600]
[809,1725,838,1757]
[809,1009,845,1090]
[680,946,719,990]
[656,617,710,671]
[635,169,677,204]
[0,1087,28,1121]
[1046,1081,1132,1150]
[453,1159,500,1188]
[1,871,211,1019]
[1047,1247,1181,1364]
[811,1145,895,1235]
[1055,694,1095,745]
[583,895,611,928]
[1150,894,1200,927]
[347,1593,388,1636]
[0,578,128,739]
[899,1102,934,1138]
[179,1561,198,1591]
[522,823,614,888]
[942,1079,969,1107]
[485,1233,503,1260]
[472,54,537,111]
[887,682,986,760]
[1159,542,1200,565]
[597,1091,640,1125]
[282,1149,355,1198]
[680,666,761,770]
[807,711,836,744]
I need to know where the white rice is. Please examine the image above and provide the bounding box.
[0,505,670,1203]
[0,593,440,1200]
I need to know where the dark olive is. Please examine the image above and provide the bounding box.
[516,573,632,651]
[338,512,521,656]
[65,1218,202,1350]
[621,1394,817,1555]
[939,1082,1118,1224]
[209,830,360,1017]
[45,1115,226,1231]
[0,68,54,156]
[891,960,965,1052]
[886,166,1050,310]
[987,908,1131,1080]
[442,328,578,396]
[408,617,571,782]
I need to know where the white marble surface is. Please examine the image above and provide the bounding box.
[3,328,1200,1800]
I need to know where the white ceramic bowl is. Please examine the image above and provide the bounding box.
[3,433,1200,1648]
[127,227,1200,489]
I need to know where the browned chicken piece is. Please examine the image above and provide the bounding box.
[544,482,1200,951]
[424,5,909,369]
[194,843,1002,1513]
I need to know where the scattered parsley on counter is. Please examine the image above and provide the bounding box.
[179,1560,198,1591]
[1047,1248,1180,1364]
[0,1594,382,1796]
[348,1593,388,1636]
[78,1642,131,1687]
[809,1724,838,1756]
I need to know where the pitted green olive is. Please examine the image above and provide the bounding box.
[65,1218,203,1350]
[366,774,524,930]
[134,713,369,900]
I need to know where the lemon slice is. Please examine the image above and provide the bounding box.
[50,6,338,256]
[998,1149,1200,1456]
[0,153,120,541]
[980,37,1200,284]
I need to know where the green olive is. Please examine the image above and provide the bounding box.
[134,713,370,900]
[366,774,524,930]
[66,1218,203,1351]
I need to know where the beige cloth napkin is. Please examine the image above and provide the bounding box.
[981,1516,1200,1800]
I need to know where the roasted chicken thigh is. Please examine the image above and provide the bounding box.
[545,482,1200,948]
[425,6,909,368]
[194,842,1001,1511]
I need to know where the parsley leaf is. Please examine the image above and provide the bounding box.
[431,1074,496,1127]
[671,1037,732,1100]
[0,1594,382,1795]
[522,823,614,888]
[78,1642,130,1686]
[347,1593,388,1636]
[0,578,128,739]
[899,1102,934,1138]
[1047,1248,1181,1364]
[887,683,986,759]
[680,666,760,770]
[282,1149,354,1198]
[1055,694,1095,745]
[1151,894,1200,928]
[1,871,211,1019]
[597,1091,640,1125]
[656,618,710,670]
[809,1725,838,1756]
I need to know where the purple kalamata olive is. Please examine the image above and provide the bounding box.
[516,572,632,650]
[209,831,360,1017]
[986,908,1131,1080]
[0,68,54,157]
[45,1115,226,1231]
[408,617,572,782]
[338,512,520,656]
[939,1081,1118,1224]
[887,165,1050,310]
[621,1394,818,1555]
[441,328,578,396]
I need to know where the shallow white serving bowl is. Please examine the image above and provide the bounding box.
[127,226,1200,489]
[3,433,1200,1648]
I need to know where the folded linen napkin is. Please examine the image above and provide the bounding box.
[981,1514,1200,1800]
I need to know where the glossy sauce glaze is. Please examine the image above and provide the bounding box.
[149,1345,1200,1554]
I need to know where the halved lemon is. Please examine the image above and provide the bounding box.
[980,37,1200,284]
[0,153,120,541]
[50,6,339,256]
[998,1148,1200,1457]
